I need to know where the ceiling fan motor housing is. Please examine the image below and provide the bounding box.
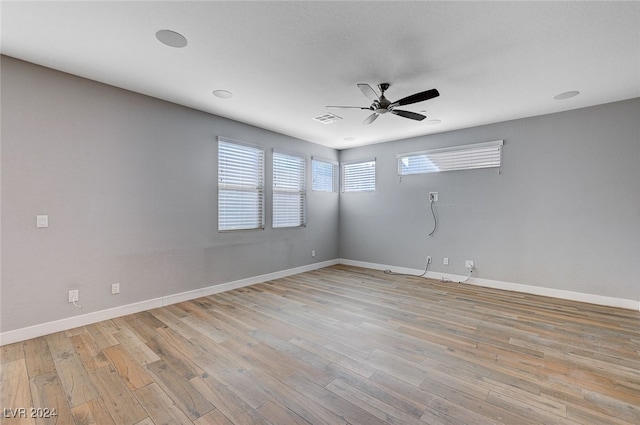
[373,83,392,113]
[374,102,390,114]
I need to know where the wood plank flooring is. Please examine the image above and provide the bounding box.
[2,264,639,424]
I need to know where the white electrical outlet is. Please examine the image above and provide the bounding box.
[311,250,316,258]
[36,215,49,228]
[443,257,449,265]
[465,260,475,269]
[426,256,432,264]
[429,192,438,202]
[68,290,79,303]
[111,283,120,294]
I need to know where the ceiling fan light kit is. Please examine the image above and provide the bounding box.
[328,83,439,125]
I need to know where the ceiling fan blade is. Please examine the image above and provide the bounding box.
[391,110,427,121]
[326,105,370,109]
[363,113,379,125]
[357,83,379,101]
[392,88,440,107]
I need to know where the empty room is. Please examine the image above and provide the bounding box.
[1,1,639,424]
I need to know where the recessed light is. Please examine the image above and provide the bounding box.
[155,29,188,48]
[425,119,442,125]
[554,90,580,100]
[212,90,233,99]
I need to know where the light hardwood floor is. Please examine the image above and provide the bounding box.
[1,265,639,424]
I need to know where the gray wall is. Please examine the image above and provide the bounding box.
[1,56,339,332]
[2,55,639,334]
[339,98,640,302]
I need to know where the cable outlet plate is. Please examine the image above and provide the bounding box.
[429,192,438,202]
[68,290,79,303]
[465,260,475,269]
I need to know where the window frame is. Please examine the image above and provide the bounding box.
[341,158,376,193]
[311,157,339,193]
[217,137,265,232]
[272,149,307,229]
[397,140,504,176]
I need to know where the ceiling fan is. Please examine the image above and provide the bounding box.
[327,83,439,124]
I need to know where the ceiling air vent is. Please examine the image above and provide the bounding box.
[312,112,342,124]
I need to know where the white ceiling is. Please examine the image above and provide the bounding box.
[2,1,639,149]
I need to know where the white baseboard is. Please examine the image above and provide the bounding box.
[3,257,636,346]
[0,259,338,346]
[338,258,640,311]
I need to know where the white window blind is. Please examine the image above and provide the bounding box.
[312,158,338,192]
[273,150,306,228]
[218,138,265,231]
[342,159,376,192]
[398,140,503,175]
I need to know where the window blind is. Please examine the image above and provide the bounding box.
[342,159,376,192]
[398,140,503,175]
[218,139,265,231]
[273,150,306,228]
[312,158,338,192]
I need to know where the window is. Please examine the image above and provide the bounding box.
[273,150,306,228]
[218,138,265,231]
[398,140,503,175]
[342,159,376,192]
[312,158,338,192]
